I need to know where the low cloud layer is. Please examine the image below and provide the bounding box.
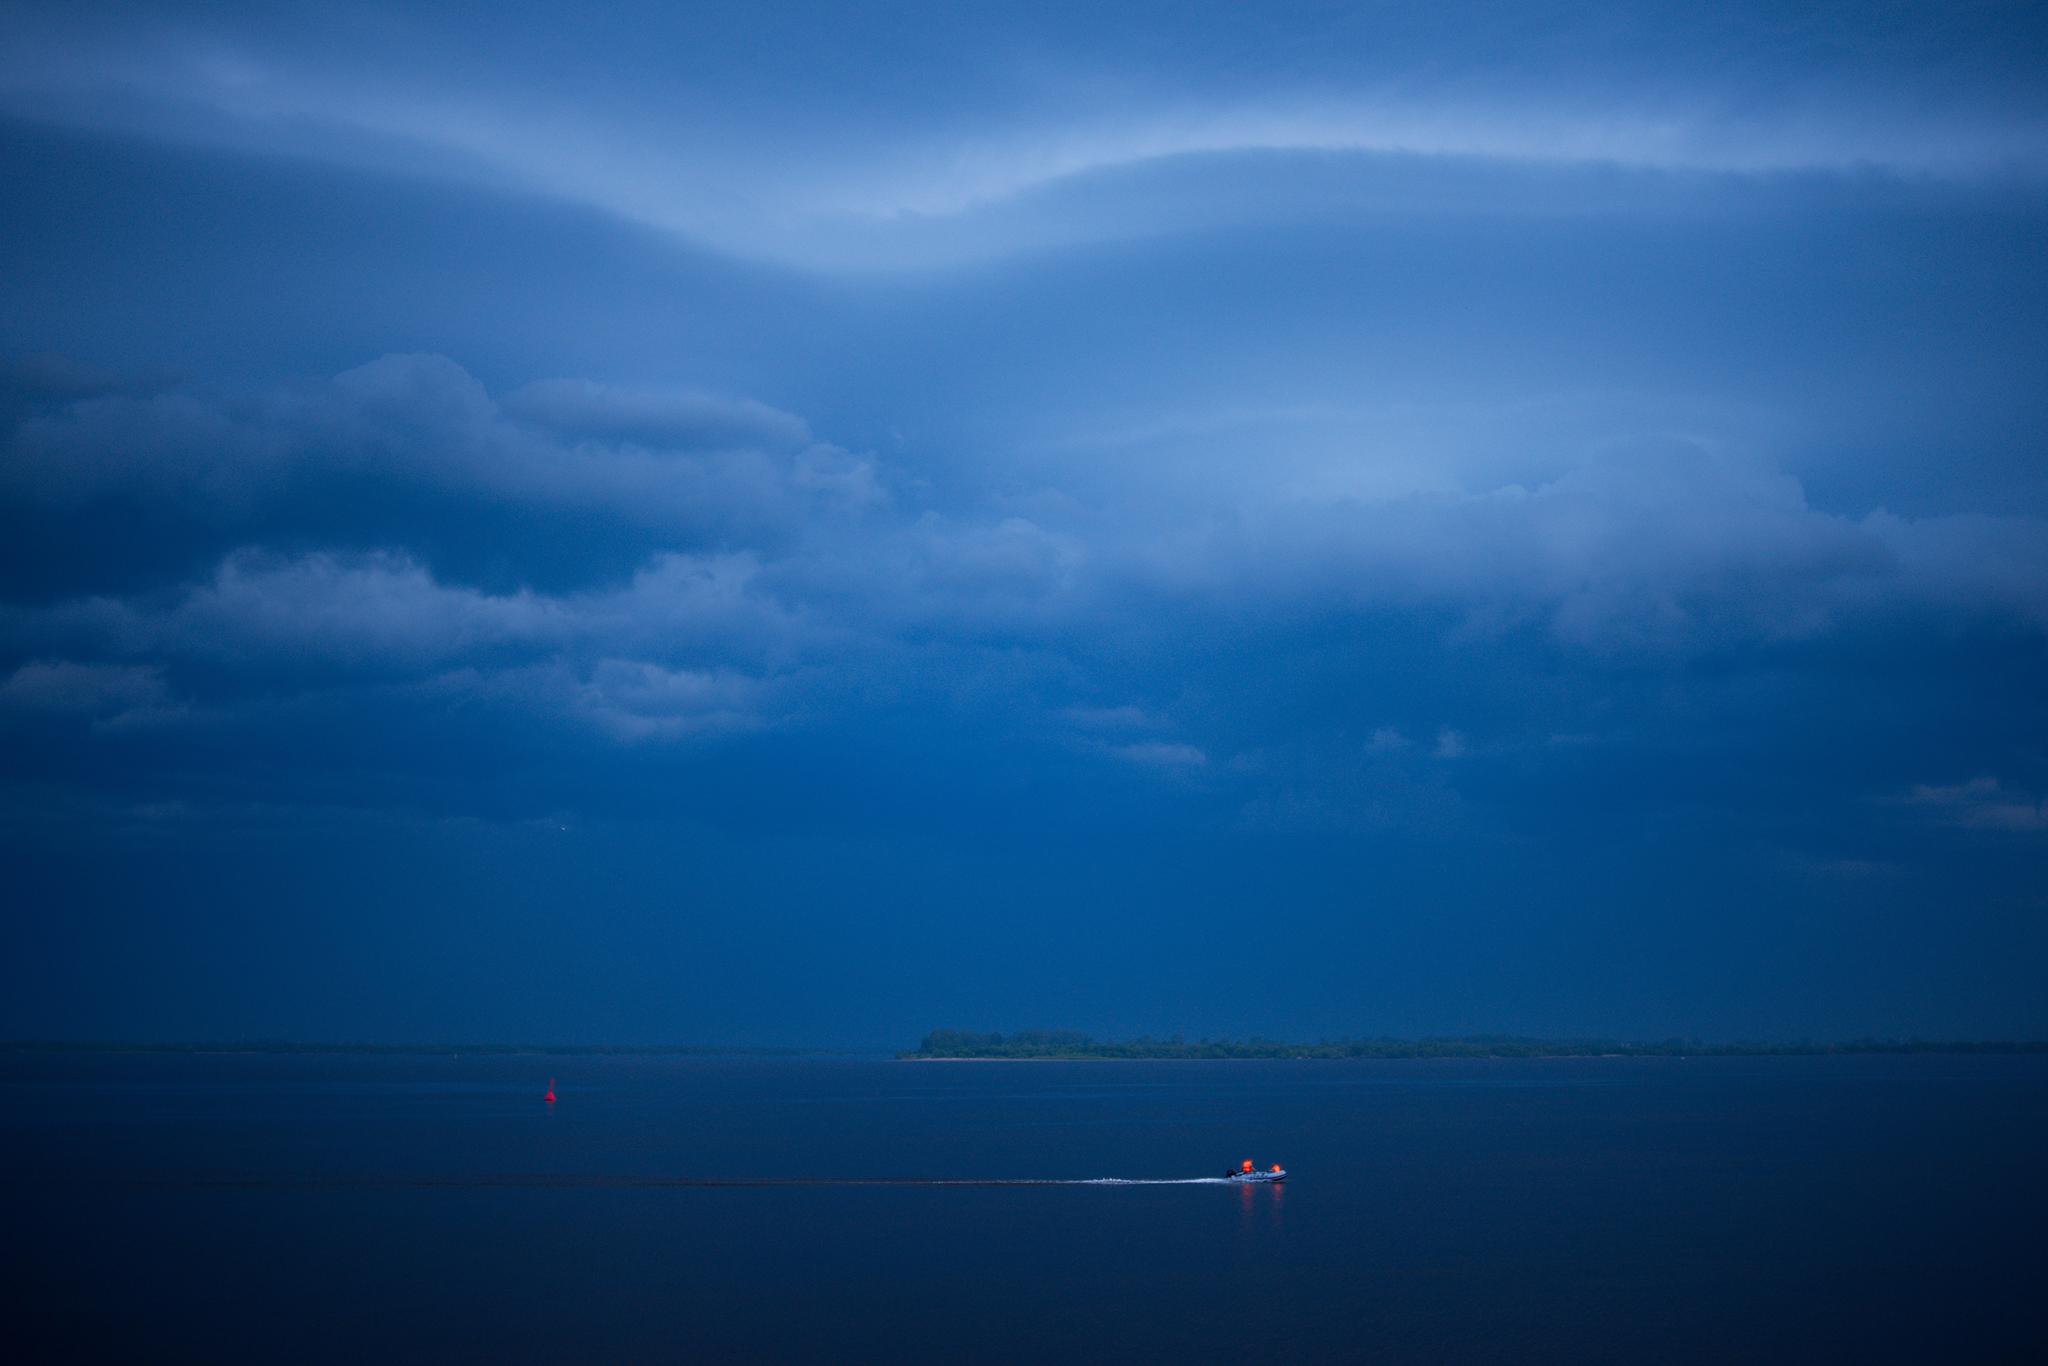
[3,354,2042,829]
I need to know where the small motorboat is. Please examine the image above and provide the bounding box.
[1225,1160,1286,1182]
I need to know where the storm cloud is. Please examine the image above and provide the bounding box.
[1,1,2043,1046]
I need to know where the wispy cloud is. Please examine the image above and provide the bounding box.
[1905,777,2047,833]
[1110,741,1208,769]
[0,659,164,715]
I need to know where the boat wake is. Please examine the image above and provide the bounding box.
[114,1173,1251,1189]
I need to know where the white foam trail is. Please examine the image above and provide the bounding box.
[121,1174,1257,1189]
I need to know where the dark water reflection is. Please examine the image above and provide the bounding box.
[4,1052,2045,1363]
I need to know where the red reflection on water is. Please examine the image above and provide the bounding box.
[1237,1176,1285,1232]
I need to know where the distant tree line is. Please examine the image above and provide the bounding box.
[906,1030,2048,1060]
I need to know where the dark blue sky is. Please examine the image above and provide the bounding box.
[2,1,2044,1046]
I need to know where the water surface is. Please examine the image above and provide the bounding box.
[5,1052,2044,1362]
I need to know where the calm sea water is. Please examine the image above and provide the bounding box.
[4,1052,2045,1363]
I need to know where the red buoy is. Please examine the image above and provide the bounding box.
[543,1078,556,1104]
